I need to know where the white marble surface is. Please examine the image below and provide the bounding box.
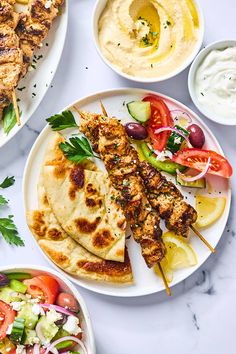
[0,1,236,353]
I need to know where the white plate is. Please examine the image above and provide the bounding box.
[0,2,68,148]
[0,264,96,354]
[23,88,231,297]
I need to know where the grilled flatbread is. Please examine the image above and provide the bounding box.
[26,181,133,284]
[42,133,127,262]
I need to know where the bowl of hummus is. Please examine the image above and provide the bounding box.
[93,0,204,82]
[188,40,236,125]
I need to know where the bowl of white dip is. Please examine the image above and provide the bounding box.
[93,0,204,83]
[188,40,236,125]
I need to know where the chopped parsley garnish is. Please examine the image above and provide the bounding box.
[17,87,26,92]
[0,176,15,189]
[0,196,8,206]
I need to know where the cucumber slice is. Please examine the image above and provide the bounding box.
[17,303,38,329]
[9,280,27,294]
[166,125,189,153]
[176,175,206,188]
[9,318,25,344]
[6,273,31,280]
[127,101,151,123]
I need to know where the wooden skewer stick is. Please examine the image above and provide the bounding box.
[12,90,21,126]
[100,100,108,117]
[157,263,171,296]
[190,225,215,253]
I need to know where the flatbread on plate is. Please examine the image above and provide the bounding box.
[26,151,133,284]
[42,133,127,262]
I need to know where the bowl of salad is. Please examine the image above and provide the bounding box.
[0,265,96,354]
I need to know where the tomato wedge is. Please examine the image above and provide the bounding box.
[172,148,233,178]
[0,300,15,340]
[143,95,173,152]
[23,275,59,304]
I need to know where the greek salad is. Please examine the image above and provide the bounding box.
[0,272,87,354]
[125,94,232,186]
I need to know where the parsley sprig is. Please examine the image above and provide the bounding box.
[0,176,24,246]
[0,176,15,189]
[46,110,78,131]
[0,216,24,246]
[59,136,99,164]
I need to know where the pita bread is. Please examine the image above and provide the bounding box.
[27,209,132,284]
[42,133,126,262]
[26,133,133,283]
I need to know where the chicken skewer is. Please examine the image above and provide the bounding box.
[79,110,171,296]
[16,0,64,76]
[138,161,215,253]
[0,0,64,121]
[80,111,166,268]
[0,0,22,122]
[99,103,215,253]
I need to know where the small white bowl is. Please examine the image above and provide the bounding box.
[188,39,236,125]
[93,0,204,83]
[0,265,96,354]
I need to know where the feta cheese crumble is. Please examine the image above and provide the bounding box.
[63,315,81,336]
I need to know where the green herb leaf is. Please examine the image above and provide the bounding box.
[3,103,17,135]
[0,176,15,189]
[0,195,8,206]
[46,110,78,131]
[59,136,98,163]
[0,215,24,246]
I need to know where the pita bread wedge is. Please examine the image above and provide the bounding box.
[42,133,127,262]
[26,179,133,284]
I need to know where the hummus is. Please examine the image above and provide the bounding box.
[98,0,200,79]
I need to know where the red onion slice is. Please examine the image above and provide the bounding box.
[154,127,190,145]
[33,344,40,354]
[176,158,211,182]
[35,321,46,344]
[170,110,192,123]
[45,336,87,354]
[39,303,78,317]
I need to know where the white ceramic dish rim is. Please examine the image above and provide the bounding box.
[188,39,236,125]
[92,0,205,83]
[22,87,231,298]
[0,264,96,354]
[0,3,68,149]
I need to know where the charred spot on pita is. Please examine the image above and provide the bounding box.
[75,216,101,233]
[70,166,85,188]
[93,229,114,248]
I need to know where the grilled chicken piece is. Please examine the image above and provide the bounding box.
[0,0,19,29]
[80,112,166,268]
[139,161,198,237]
[0,23,23,117]
[0,25,23,90]
[16,0,64,75]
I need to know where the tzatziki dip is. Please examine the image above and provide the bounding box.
[195,46,236,120]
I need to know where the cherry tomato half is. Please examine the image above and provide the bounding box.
[172,148,233,178]
[23,275,59,304]
[143,95,173,152]
[0,300,15,340]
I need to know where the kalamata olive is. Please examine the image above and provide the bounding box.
[0,273,9,288]
[55,313,68,326]
[125,122,148,140]
[56,292,79,312]
[187,124,205,148]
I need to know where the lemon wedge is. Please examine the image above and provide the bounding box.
[154,231,197,283]
[195,195,226,228]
